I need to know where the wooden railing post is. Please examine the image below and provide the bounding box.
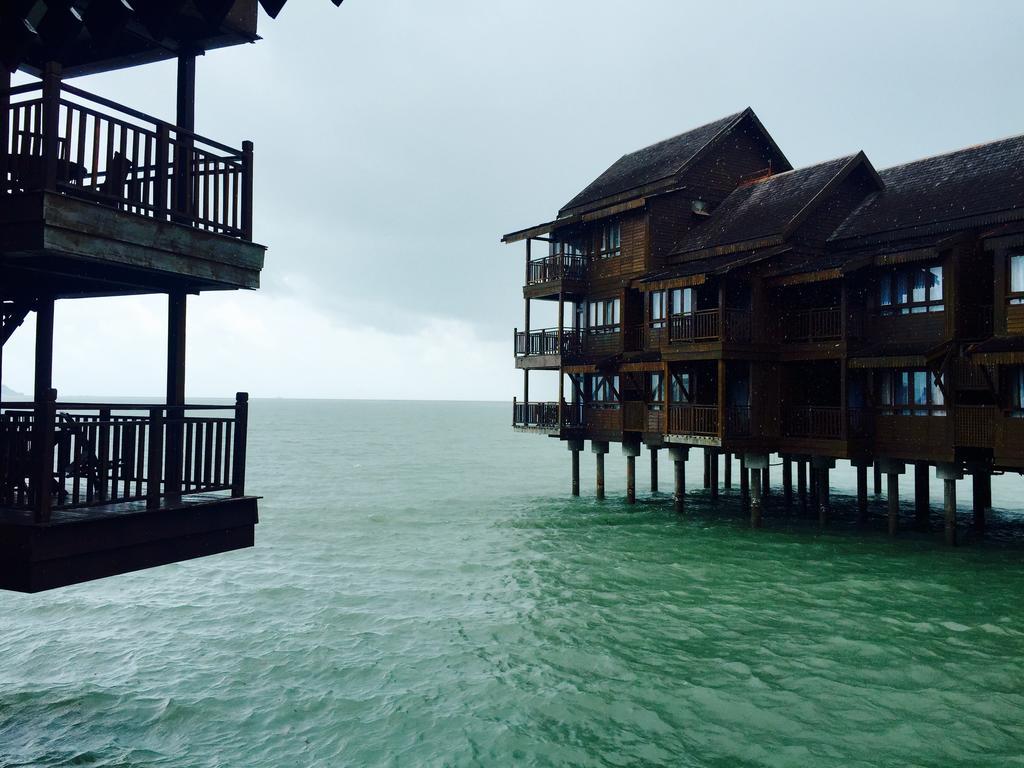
[41,62,62,191]
[154,123,170,222]
[0,69,10,193]
[32,388,57,523]
[241,140,254,240]
[97,407,111,501]
[146,407,164,509]
[231,392,249,497]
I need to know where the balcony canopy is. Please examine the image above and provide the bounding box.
[2,0,344,77]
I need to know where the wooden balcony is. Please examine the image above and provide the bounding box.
[513,327,582,369]
[2,79,263,295]
[511,400,581,434]
[783,306,842,342]
[523,254,587,299]
[665,404,751,442]
[668,309,753,344]
[780,406,873,441]
[0,394,255,592]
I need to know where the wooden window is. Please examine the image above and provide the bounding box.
[599,222,621,259]
[586,298,621,333]
[1009,254,1024,305]
[1010,367,1024,415]
[591,375,620,405]
[669,372,691,404]
[669,287,694,316]
[648,373,664,408]
[878,369,945,416]
[550,237,587,258]
[879,264,944,315]
[650,291,666,329]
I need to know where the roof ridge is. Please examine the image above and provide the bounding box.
[879,131,1024,173]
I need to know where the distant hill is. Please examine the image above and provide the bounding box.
[1,385,23,398]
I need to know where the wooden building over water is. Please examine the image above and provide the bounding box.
[505,107,1024,545]
[0,0,342,592]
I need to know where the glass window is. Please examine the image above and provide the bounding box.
[670,372,691,403]
[649,373,664,407]
[1010,254,1024,305]
[599,223,621,259]
[878,369,944,416]
[880,264,944,315]
[670,287,693,315]
[650,291,666,328]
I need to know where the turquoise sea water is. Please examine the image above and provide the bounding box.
[2,400,1024,767]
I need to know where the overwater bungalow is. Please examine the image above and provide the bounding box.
[505,107,1024,545]
[0,0,342,592]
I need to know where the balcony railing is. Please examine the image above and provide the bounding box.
[668,404,719,436]
[781,406,875,440]
[512,400,582,430]
[954,405,998,447]
[668,309,753,343]
[3,78,252,240]
[784,306,842,342]
[526,255,587,285]
[514,327,582,357]
[0,393,249,523]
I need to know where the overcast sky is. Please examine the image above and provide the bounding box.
[5,0,1024,400]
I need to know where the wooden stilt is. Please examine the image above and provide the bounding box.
[740,456,749,503]
[626,455,636,504]
[703,448,711,489]
[762,465,770,496]
[596,453,605,500]
[818,467,830,526]
[750,468,763,528]
[709,451,719,500]
[797,460,807,508]
[887,473,899,536]
[914,463,930,532]
[674,458,685,513]
[571,449,580,497]
[856,464,868,524]
[945,477,957,546]
[782,458,793,506]
[873,463,882,495]
[650,448,658,494]
[809,464,819,512]
[723,452,732,489]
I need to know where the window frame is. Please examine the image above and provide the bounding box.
[877,368,946,416]
[598,222,622,260]
[1009,253,1024,305]
[649,291,666,329]
[879,263,945,315]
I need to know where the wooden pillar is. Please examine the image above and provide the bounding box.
[571,449,580,497]
[650,447,658,493]
[34,297,55,401]
[887,473,899,536]
[818,468,830,526]
[557,290,565,427]
[671,447,687,513]
[944,477,957,546]
[972,472,986,534]
[32,299,56,524]
[703,448,711,488]
[750,468,762,528]
[165,291,187,502]
[782,458,793,506]
[873,463,882,495]
[0,68,10,197]
[41,63,61,192]
[797,460,807,507]
[761,464,770,496]
[626,455,636,504]
[709,450,718,500]
[723,452,732,489]
[914,463,930,532]
[856,464,868,524]
[809,464,819,510]
[175,54,196,219]
[740,456,749,502]
[595,452,605,500]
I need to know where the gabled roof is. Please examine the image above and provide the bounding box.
[671,152,880,257]
[830,133,1024,244]
[558,107,790,216]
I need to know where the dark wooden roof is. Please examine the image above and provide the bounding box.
[558,108,791,217]
[670,154,873,257]
[2,1,344,77]
[831,134,1024,244]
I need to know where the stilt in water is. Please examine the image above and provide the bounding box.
[623,439,641,505]
[914,462,930,532]
[972,469,989,534]
[723,453,732,489]
[873,462,882,495]
[740,456,749,503]
[709,450,719,500]
[937,464,961,546]
[568,439,583,497]
[797,459,807,508]
[855,462,868,525]
[811,457,835,526]
[703,448,711,489]
[762,463,770,496]
[592,441,609,500]
[650,447,659,494]
[670,446,689,513]
[746,454,768,527]
[782,457,793,506]
[809,463,819,513]
[879,459,904,536]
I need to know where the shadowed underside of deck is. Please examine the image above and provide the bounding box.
[0,494,258,593]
